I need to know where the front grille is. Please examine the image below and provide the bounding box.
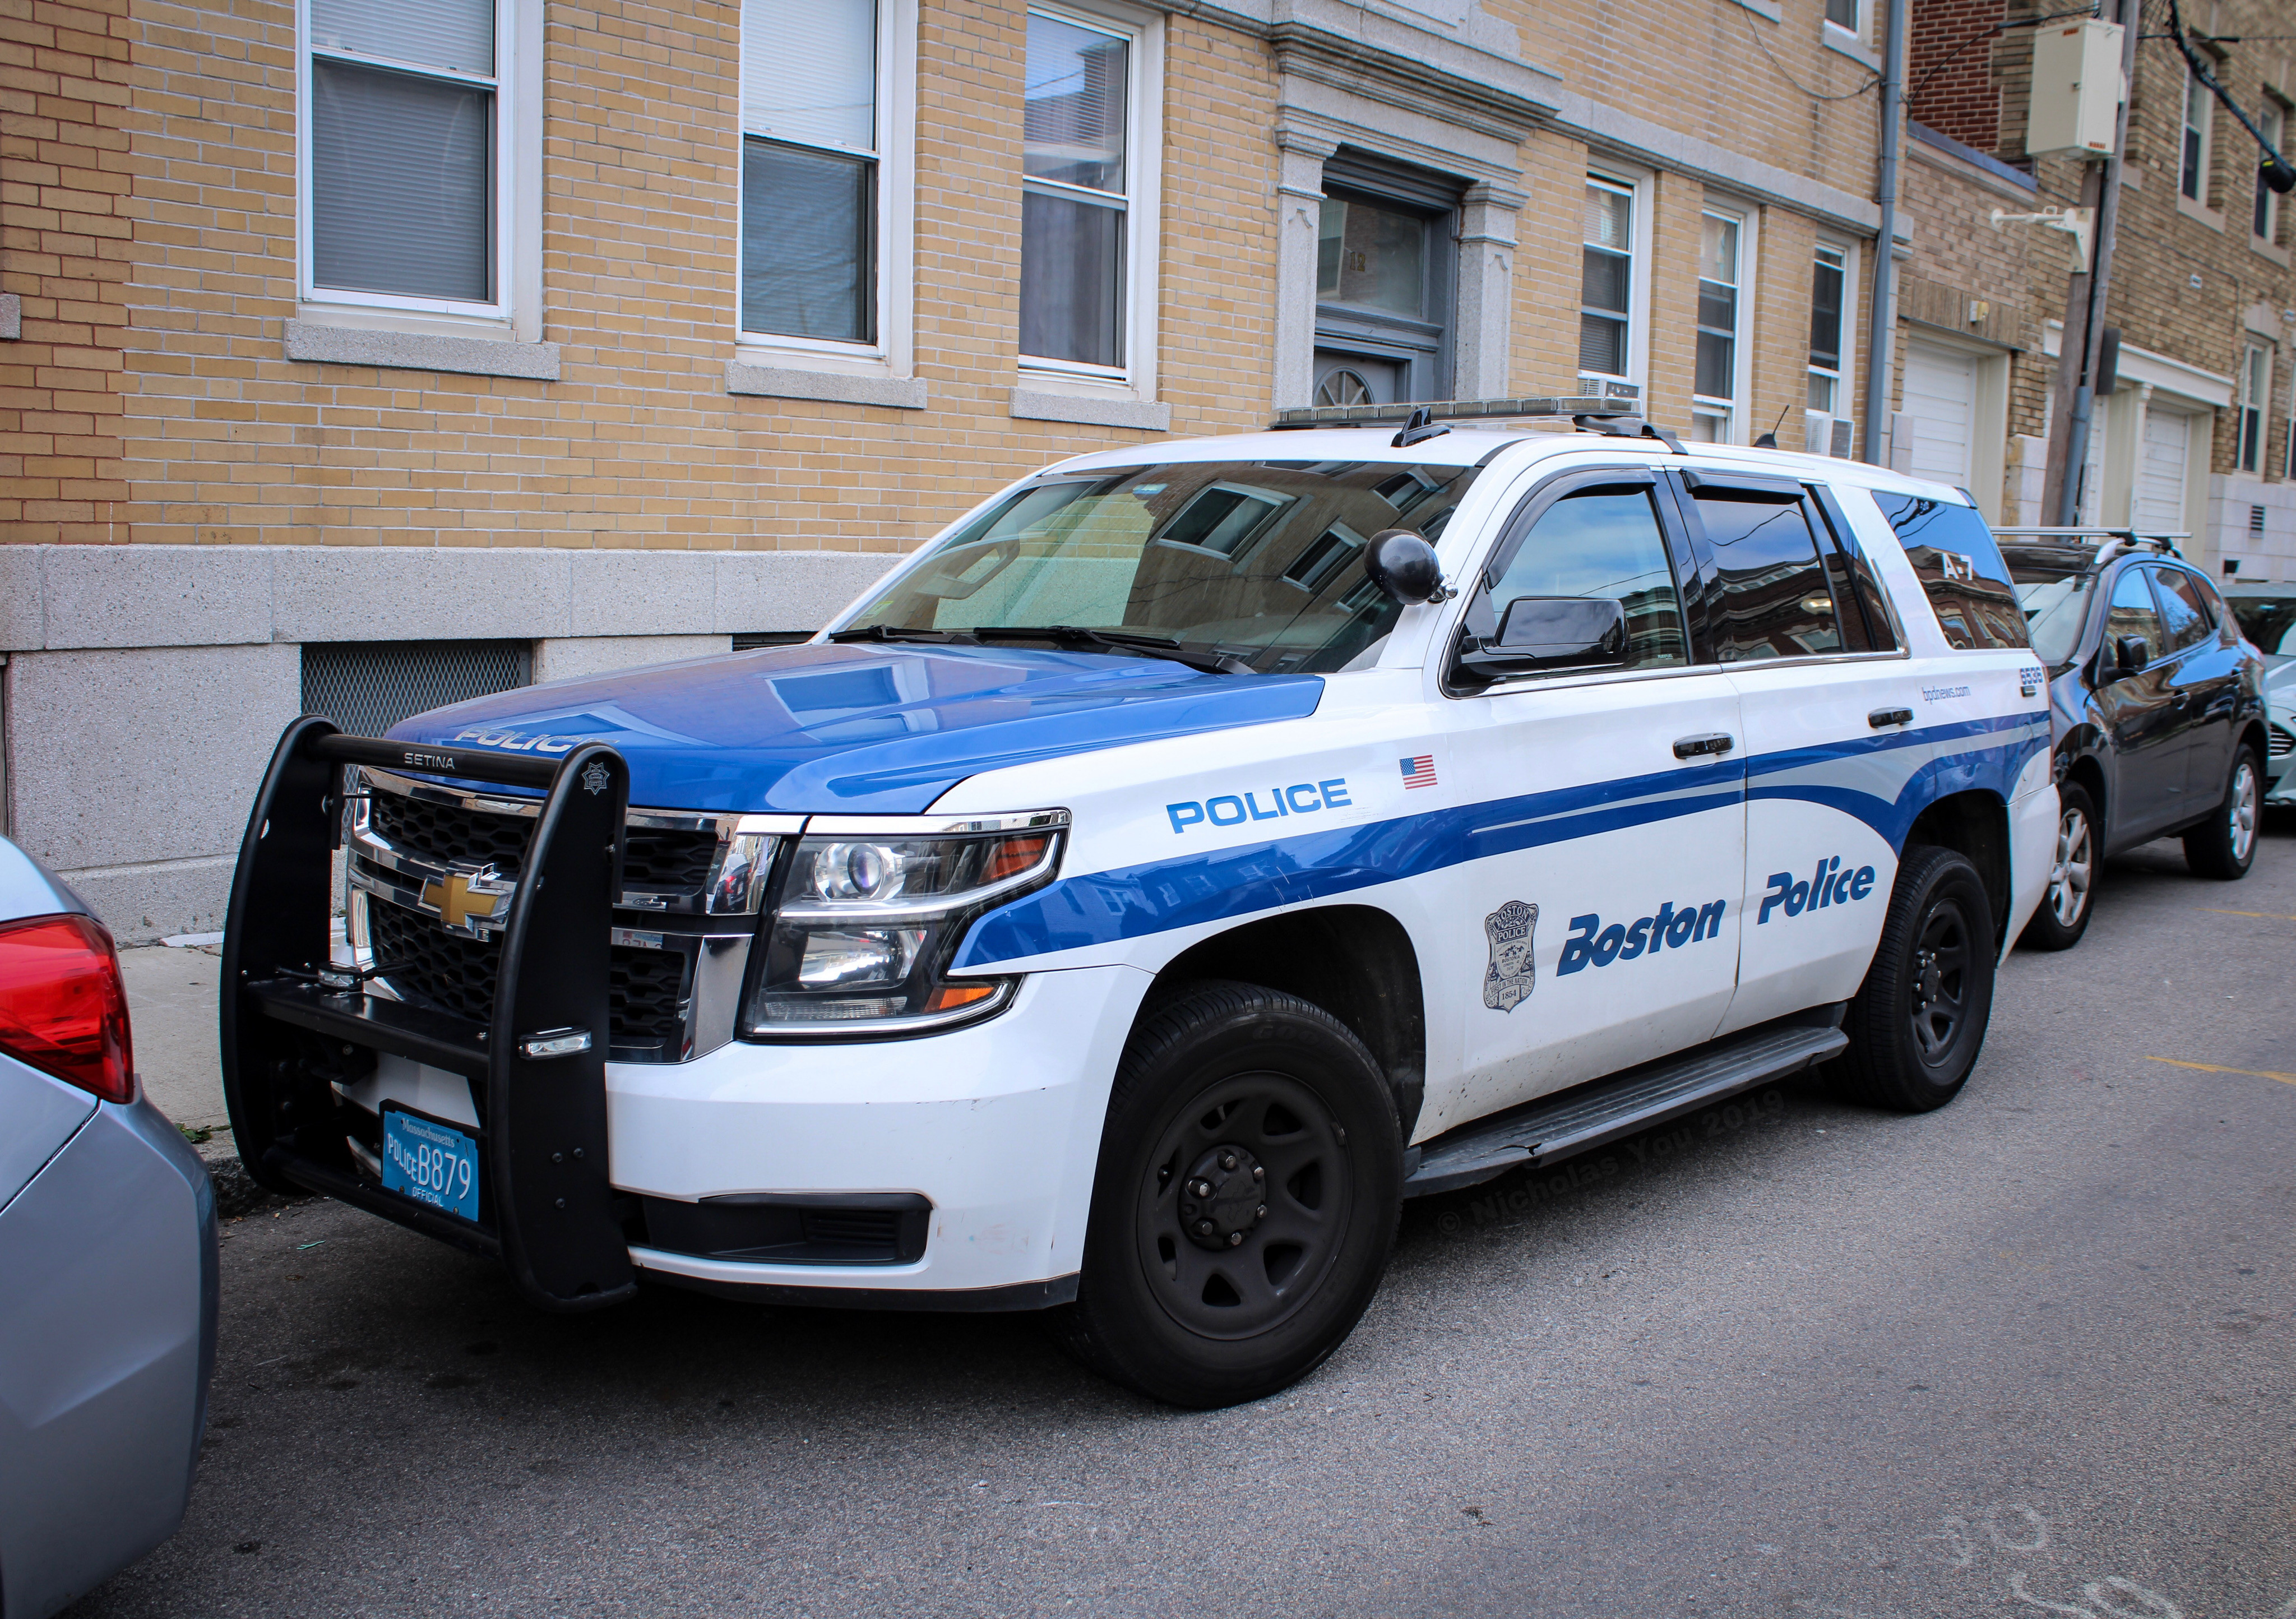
[369,787,720,894]
[2271,723,2293,760]
[368,897,691,1055]
[372,791,531,876]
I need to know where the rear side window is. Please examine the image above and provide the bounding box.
[1687,491,1843,663]
[2152,567,2216,652]
[1869,493,2028,651]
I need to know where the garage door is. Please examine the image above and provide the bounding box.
[1902,341,1977,489]
[2135,408,2193,534]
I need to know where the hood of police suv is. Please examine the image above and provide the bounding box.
[385,642,1325,813]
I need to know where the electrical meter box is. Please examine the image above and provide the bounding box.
[2026,18,2124,160]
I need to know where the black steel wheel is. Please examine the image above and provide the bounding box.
[1049,981,1401,1408]
[2183,747,2262,881]
[1832,845,1996,1113]
[2019,781,2096,950]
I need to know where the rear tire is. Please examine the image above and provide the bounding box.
[2019,782,2096,951]
[2183,747,2262,881]
[1048,981,1401,1408]
[1833,845,1996,1113]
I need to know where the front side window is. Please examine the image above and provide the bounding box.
[1872,493,2027,651]
[840,459,1484,674]
[2182,70,2211,203]
[1691,211,1743,443]
[1691,493,1842,662]
[2107,567,2166,667]
[2238,342,2270,473]
[307,0,500,306]
[742,0,878,344]
[1808,243,1847,415]
[1580,177,1636,382]
[1020,8,1133,371]
[1467,487,1689,676]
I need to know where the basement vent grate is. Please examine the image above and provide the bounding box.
[300,640,534,739]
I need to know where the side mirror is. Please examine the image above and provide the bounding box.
[1363,530,1450,607]
[1459,596,1630,674]
[2114,635,2150,677]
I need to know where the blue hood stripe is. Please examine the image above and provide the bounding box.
[955,713,2047,968]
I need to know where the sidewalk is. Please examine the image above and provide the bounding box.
[120,940,234,1159]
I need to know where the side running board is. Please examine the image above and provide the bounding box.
[1404,1022,1848,1198]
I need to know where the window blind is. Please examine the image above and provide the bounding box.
[742,0,875,152]
[1023,12,1126,192]
[312,59,492,302]
[310,0,494,76]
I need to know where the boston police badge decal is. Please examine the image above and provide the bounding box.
[1482,900,1538,1012]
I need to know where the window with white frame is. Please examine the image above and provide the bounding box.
[2255,99,2285,243]
[2182,69,2212,203]
[1824,0,1858,35]
[1020,6,1139,373]
[741,0,882,345]
[305,0,506,309]
[1808,242,1848,415]
[1691,209,1745,442]
[2238,341,2270,472]
[1579,175,1638,384]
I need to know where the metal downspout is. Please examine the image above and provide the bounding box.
[1860,0,1908,468]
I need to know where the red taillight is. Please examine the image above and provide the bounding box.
[0,913,136,1104]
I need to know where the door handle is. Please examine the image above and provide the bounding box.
[1869,707,1914,729]
[1673,732,1735,759]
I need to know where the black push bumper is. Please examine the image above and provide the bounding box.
[220,716,640,1311]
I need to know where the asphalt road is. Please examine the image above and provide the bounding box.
[69,816,2296,1619]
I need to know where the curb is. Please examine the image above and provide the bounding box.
[204,1154,287,1219]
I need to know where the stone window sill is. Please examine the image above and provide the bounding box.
[1009,385,1172,431]
[724,358,927,409]
[1726,0,1781,22]
[2249,235,2291,269]
[1822,24,1878,68]
[2175,192,2225,232]
[283,320,561,380]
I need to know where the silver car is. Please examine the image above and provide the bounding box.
[2223,584,2296,806]
[0,836,217,1617]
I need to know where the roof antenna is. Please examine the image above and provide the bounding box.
[1392,405,1452,449]
[1754,401,1792,450]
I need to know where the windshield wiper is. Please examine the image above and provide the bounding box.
[824,625,979,645]
[965,625,1251,676]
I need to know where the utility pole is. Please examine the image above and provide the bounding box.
[2042,0,2141,524]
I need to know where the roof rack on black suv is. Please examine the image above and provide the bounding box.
[1993,526,2188,569]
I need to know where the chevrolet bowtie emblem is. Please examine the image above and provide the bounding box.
[420,872,507,928]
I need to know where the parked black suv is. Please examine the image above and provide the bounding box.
[2005,531,2268,949]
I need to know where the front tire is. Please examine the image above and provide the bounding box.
[2183,747,2262,880]
[1050,982,1401,1408]
[1834,845,1996,1113]
[2019,781,2096,951]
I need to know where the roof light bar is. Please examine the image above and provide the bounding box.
[1271,382,1643,430]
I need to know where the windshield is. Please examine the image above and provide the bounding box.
[840,459,1485,674]
[2012,572,2098,668]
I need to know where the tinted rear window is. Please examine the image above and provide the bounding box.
[1869,493,2028,651]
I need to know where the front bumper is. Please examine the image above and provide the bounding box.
[610,965,1149,1298]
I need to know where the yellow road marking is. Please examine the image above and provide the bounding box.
[2145,1056,2296,1088]
[2200,908,2296,921]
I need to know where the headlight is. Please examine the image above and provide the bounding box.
[739,811,1067,1038]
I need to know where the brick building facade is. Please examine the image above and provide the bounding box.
[1888,0,2295,577]
[0,0,1891,933]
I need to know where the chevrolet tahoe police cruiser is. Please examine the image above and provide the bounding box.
[220,395,2056,1408]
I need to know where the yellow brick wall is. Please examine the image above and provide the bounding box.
[4,0,1895,553]
[1,0,134,543]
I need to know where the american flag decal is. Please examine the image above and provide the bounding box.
[1399,754,1437,790]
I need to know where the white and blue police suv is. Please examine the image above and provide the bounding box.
[220,397,2058,1408]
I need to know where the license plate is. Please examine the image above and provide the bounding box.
[381,1106,480,1222]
